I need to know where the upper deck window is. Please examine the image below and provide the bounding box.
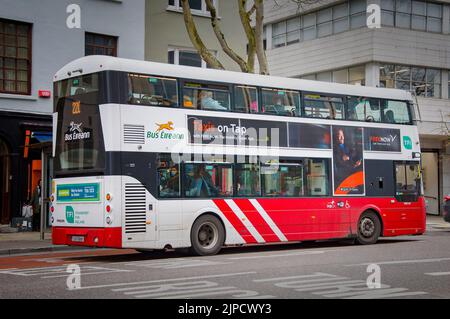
[383,100,411,124]
[347,97,382,122]
[128,74,178,107]
[183,82,230,111]
[234,85,258,113]
[303,94,344,119]
[261,88,299,117]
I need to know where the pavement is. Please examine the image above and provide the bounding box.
[0,215,448,256]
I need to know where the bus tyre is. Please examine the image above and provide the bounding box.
[190,215,225,256]
[356,211,381,245]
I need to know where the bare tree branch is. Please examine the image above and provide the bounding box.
[180,0,224,70]
[238,0,256,73]
[254,0,269,75]
[205,0,249,72]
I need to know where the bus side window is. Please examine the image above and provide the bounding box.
[234,85,258,113]
[128,74,178,107]
[346,97,381,122]
[261,162,304,197]
[303,94,343,119]
[261,88,299,117]
[395,162,421,202]
[157,155,180,198]
[184,163,233,198]
[305,158,330,196]
[383,100,411,124]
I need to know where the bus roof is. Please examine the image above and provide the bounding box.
[54,55,412,101]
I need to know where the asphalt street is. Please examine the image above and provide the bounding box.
[1,224,450,299]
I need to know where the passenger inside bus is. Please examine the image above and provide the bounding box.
[198,90,227,110]
[186,164,219,197]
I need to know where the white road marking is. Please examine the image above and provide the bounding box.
[0,265,132,278]
[346,257,450,266]
[254,272,427,299]
[125,258,230,269]
[73,272,256,290]
[425,272,450,276]
[228,250,328,260]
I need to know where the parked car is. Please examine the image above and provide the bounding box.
[444,195,450,223]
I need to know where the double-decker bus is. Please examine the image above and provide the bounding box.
[51,56,425,256]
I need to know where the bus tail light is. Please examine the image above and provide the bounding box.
[50,206,54,213]
[106,205,112,213]
[106,193,112,201]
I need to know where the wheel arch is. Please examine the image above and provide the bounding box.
[359,207,384,237]
[192,211,227,244]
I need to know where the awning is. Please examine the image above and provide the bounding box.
[31,131,52,143]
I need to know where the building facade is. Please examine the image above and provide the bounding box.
[145,0,247,71]
[0,0,145,226]
[263,0,450,215]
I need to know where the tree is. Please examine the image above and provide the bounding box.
[180,0,321,75]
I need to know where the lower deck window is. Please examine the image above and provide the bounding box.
[158,154,180,198]
[261,163,304,197]
[184,163,233,197]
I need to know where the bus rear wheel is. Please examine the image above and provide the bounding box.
[356,211,381,245]
[190,215,225,256]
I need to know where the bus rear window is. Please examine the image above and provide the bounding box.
[54,73,99,100]
[128,74,178,107]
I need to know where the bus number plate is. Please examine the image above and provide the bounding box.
[71,236,85,243]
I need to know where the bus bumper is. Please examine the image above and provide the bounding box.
[52,227,122,248]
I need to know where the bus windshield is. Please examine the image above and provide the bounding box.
[54,73,105,175]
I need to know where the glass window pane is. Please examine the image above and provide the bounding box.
[5,23,16,34]
[128,74,178,107]
[350,0,366,14]
[188,0,202,10]
[384,100,411,124]
[317,8,332,24]
[347,97,381,122]
[349,65,365,85]
[395,65,411,81]
[411,67,426,82]
[5,35,16,46]
[412,1,426,15]
[427,3,442,18]
[5,46,16,57]
[262,164,303,197]
[17,81,28,93]
[381,0,395,11]
[286,31,300,44]
[5,69,15,80]
[273,21,286,36]
[317,22,332,37]
[382,10,395,26]
[396,0,412,13]
[184,163,233,197]
[426,68,440,84]
[316,71,332,82]
[333,17,349,33]
[303,13,316,27]
[17,47,28,59]
[235,163,260,196]
[411,15,426,30]
[287,17,300,32]
[17,24,29,36]
[396,80,411,91]
[306,159,329,196]
[333,3,348,19]
[158,155,180,198]
[261,88,299,116]
[304,94,343,119]
[17,36,28,48]
[302,26,316,40]
[333,68,347,83]
[234,85,258,113]
[350,13,366,29]
[4,80,15,91]
[179,51,202,67]
[4,58,15,68]
[396,12,411,28]
[17,70,27,81]
[273,34,286,48]
[427,17,441,32]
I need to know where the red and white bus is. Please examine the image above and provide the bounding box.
[51,56,425,255]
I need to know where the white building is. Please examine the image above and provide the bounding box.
[263,0,450,215]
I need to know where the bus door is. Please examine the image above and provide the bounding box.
[393,162,423,229]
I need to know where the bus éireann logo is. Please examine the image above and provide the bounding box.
[65,122,91,142]
[156,121,174,132]
[403,136,412,150]
[147,121,184,140]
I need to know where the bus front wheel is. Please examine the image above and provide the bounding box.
[190,214,225,256]
[356,211,381,245]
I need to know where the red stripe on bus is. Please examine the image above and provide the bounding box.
[213,199,257,244]
[233,199,281,242]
